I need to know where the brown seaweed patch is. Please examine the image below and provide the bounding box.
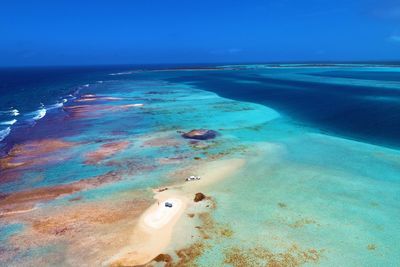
[146,207,231,266]
[289,218,319,228]
[0,171,20,184]
[68,196,82,202]
[31,202,140,235]
[0,139,75,171]
[157,187,168,193]
[153,253,173,265]
[278,202,287,208]
[224,245,323,267]
[65,103,139,120]
[64,105,105,119]
[194,192,206,202]
[0,185,79,215]
[5,195,153,266]
[206,145,248,160]
[367,244,377,251]
[207,197,218,210]
[188,140,214,150]
[145,242,207,267]
[196,212,233,240]
[196,213,214,240]
[174,242,207,267]
[85,141,130,164]
[220,228,234,238]
[0,139,75,185]
[40,198,149,231]
[0,171,121,215]
[0,155,24,171]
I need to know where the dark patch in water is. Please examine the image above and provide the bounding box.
[182,129,218,140]
[278,202,287,208]
[223,245,323,267]
[0,171,121,215]
[0,139,76,185]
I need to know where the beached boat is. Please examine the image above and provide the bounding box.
[185,175,201,181]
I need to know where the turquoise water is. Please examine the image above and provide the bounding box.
[0,64,400,266]
[198,127,400,266]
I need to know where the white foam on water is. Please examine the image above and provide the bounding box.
[109,71,135,76]
[48,99,69,111]
[0,127,11,142]
[32,108,47,121]
[0,119,17,126]
[67,94,77,100]
[27,100,67,123]
[10,109,20,116]
[48,101,65,110]
[0,109,20,116]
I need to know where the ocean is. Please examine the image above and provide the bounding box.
[0,64,399,266]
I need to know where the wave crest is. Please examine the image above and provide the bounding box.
[0,127,11,142]
[33,108,47,121]
[0,119,17,126]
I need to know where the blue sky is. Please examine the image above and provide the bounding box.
[1,0,400,66]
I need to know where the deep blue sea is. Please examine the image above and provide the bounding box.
[167,66,400,148]
[0,65,144,148]
[1,64,400,149]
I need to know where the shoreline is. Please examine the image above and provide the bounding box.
[105,157,245,266]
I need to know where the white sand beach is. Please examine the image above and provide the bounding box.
[143,198,183,229]
[105,157,245,266]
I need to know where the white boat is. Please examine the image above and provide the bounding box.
[185,175,201,181]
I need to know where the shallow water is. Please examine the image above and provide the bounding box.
[0,64,399,266]
[198,130,400,266]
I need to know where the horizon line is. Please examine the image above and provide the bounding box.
[2,60,400,69]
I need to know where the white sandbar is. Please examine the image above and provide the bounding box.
[143,198,182,229]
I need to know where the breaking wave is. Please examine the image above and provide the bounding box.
[0,127,11,142]
[0,119,17,126]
